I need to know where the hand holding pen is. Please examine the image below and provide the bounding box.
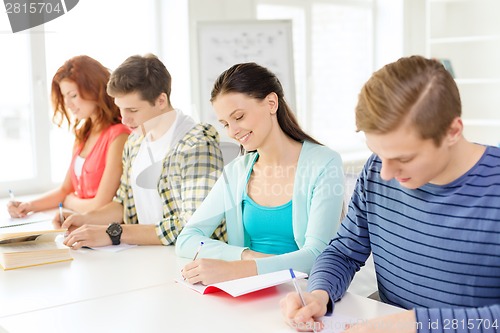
[282,268,326,332]
[183,241,204,281]
[192,241,204,261]
[290,268,307,306]
[54,202,72,232]
[59,203,65,223]
[6,189,31,218]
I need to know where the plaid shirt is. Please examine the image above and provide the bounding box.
[113,123,226,245]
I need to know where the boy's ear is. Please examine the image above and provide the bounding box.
[446,117,463,145]
[156,92,169,107]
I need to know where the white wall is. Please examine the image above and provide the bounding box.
[374,0,426,69]
[402,0,426,56]
[159,0,192,116]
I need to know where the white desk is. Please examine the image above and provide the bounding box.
[0,245,403,333]
[0,198,401,333]
[0,245,179,318]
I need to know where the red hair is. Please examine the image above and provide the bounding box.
[51,55,122,144]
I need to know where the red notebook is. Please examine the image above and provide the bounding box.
[176,269,307,297]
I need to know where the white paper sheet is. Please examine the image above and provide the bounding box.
[0,212,53,229]
[86,243,138,252]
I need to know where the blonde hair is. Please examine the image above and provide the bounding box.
[356,56,461,145]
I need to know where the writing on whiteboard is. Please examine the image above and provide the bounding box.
[196,20,295,128]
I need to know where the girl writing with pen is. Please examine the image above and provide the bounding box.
[7,56,130,218]
[176,62,344,285]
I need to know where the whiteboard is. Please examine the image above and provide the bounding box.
[195,20,295,128]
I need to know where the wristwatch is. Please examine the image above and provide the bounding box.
[106,223,122,245]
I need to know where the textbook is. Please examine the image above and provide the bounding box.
[0,229,72,270]
[176,269,308,297]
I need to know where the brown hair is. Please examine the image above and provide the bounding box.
[211,62,321,145]
[51,55,121,143]
[356,55,461,145]
[107,53,172,106]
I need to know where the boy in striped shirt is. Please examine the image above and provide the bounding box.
[282,56,500,332]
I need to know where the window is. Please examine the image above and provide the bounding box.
[0,20,52,195]
[1,0,402,196]
[1,0,187,196]
[43,0,160,183]
[0,31,34,182]
[257,0,374,157]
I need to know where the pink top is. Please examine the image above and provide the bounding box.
[69,123,131,199]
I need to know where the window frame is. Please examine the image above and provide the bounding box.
[1,26,53,197]
[1,0,181,199]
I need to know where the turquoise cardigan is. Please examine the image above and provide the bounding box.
[175,141,344,274]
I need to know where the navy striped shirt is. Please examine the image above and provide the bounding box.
[308,145,500,332]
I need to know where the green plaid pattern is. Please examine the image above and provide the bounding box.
[113,123,227,245]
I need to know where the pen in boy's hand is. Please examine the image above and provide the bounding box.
[59,203,65,223]
[289,268,306,306]
[290,268,318,332]
[8,189,15,201]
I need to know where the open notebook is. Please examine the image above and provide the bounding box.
[0,212,53,229]
[176,269,307,297]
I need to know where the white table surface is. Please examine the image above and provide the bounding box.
[0,245,403,333]
[0,199,402,333]
[0,245,181,317]
[0,285,403,333]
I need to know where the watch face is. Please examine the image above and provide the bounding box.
[107,223,122,236]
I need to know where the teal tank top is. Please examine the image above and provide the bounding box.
[242,160,298,255]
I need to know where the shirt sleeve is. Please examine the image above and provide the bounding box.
[113,137,132,206]
[155,138,224,245]
[175,172,243,260]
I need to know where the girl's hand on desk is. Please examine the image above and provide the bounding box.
[7,201,32,218]
[280,290,328,332]
[63,224,111,249]
[181,258,257,285]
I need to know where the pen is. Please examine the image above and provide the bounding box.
[183,241,204,281]
[59,202,65,223]
[289,268,306,307]
[290,268,318,332]
[8,189,15,201]
[193,241,204,261]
